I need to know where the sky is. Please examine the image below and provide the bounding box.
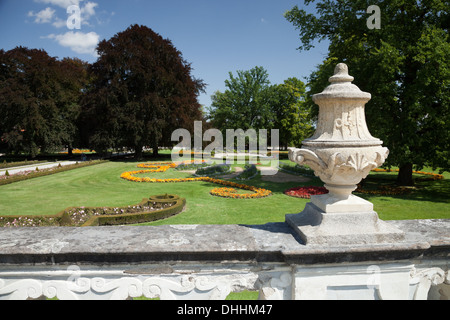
[0,0,330,107]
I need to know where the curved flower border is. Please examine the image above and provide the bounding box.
[121,162,272,199]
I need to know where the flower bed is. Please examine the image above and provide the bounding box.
[121,162,272,199]
[207,177,271,199]
[284,186,329,199]
[137,162,177,171]
[0,195,185,228]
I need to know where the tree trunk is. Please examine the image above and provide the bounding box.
[152,139,159,157]
[397,163,414,186]
[135,145,143,160]
[152,145,159,157]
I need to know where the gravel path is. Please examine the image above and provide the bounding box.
[0,161,79,176]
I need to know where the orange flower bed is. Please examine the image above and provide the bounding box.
[121,162,272,199]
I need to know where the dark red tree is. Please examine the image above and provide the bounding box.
[82,24,205,158]
[0,47,87,157]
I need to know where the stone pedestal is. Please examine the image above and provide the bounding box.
[286,201,405,246]
[287,63,404,245]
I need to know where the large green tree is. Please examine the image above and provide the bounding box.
[267,77,315,149]
[0,47,86,157]
[208,66,272,132]
[208,67,312,148]
[285,0,450,185]
[82,24,205,158]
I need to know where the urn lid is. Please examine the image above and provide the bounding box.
[313,63,371,102]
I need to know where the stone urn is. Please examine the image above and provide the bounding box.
[290,63,389,202]
[286,63,404,245]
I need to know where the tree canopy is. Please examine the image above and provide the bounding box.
[285,0,450,185]
[209,66,271,131]
[0,25,205,159]
[267,77,315,149]
[82,24,205,158]
[208,66,312,149]
[0,47,86,157]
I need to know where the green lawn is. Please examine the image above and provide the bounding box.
[0,158,448,224]
[0,157,448,301]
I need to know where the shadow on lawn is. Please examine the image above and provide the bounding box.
[356,175,450,204]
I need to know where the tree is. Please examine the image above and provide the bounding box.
[208,68,312,150]
[285,0,450,185]
[0,47,86,157]
[82,24,205,158]
[267,77,315,149]
[59,57,90,156]
[208,66,272,132]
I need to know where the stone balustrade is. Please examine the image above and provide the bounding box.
[0,219,448,300]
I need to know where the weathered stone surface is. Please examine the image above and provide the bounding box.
[286,203,405,246]
[0,221,448,300]
[0,219,447,266]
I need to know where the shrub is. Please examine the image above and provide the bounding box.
[195,164,231,177]
[175,162,209,171]
[279,163,315,177]
[236,165,259,180]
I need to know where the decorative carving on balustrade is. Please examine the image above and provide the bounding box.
[0,271,258,300]
[257,272,293,300]
[410,267,448,300]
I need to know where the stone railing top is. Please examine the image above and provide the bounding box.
[0,219,448,266]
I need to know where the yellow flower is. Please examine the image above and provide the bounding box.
[121,162,272,199]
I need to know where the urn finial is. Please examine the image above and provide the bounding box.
[329,63,354,83]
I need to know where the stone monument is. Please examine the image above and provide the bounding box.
[286,63,405,245]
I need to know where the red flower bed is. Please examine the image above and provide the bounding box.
[284,186,329,199]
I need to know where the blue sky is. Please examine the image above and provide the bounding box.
[0,0,330,107]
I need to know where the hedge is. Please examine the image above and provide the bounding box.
[0,194,186,228]
[0,160,49,170]
[0,160,108,186]
[81,195,186,227]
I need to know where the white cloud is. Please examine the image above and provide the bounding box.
[28,7,56,23]
[35,0,82,9]
[32,0,104,57]
[82,1,97,18]
[80,1,98,26]
[45,31,100,57]
[52,17,67,28]
[31,0,99,27]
